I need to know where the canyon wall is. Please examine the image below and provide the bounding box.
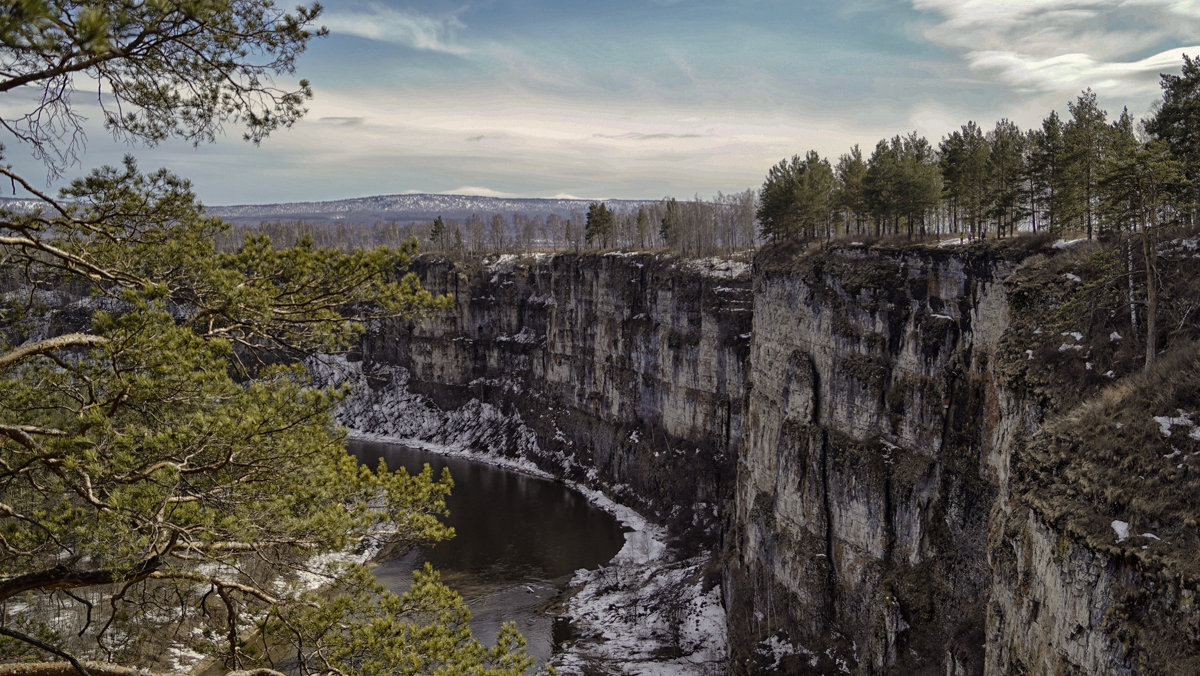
[722,243,1032,674]
[358,252,752,539]
[981,241,1200,676]
[352,241,1200,674]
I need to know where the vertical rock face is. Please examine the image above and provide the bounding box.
[352,240,1200,674]
[986,505,1133,675]
[723,244,1028,674]
[987,492,1200,676]
[360,252,752,537]
[982,240,1200,676]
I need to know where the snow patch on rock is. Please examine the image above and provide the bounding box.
[309,354,730,674]
[679,257,751,280]
[1112,520,1130,542]
[1153,410,1195,437]
[554,540,727,675]
[1053,238,1087,249]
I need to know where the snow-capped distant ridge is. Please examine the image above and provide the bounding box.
[0,197,53,213]
[205,192,662,225]
[0,192,665,226]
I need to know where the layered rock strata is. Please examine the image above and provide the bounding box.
[348,240,1200,674]
[358,252,752,539]
[722,243,1031,674]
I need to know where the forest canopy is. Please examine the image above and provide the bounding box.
[756,65,1199,245]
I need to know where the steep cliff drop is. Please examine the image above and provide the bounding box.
[324,237,1200,675]
[724,241,1029,674]
[983,236,1200,676]
[313,251,751,673]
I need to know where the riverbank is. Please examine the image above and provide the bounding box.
[312,350,729,673]
[345,430,728,675]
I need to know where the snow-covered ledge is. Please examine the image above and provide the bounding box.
[307,355,728,674]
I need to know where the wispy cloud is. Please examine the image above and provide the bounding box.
[64,0,1200,206]
[270,86,881,202]
[323,4,470,55]
[593,132,707,141]
[317,116,366,126]
[967,47,1200,96]
[913,0,1200,99]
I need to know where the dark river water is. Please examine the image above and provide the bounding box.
[348,439,627,665]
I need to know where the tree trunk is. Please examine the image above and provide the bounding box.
[1086,163,1094,239]
[1029,176,1037,233]
[1127,235,1138,336]
[1142,217,1158,371]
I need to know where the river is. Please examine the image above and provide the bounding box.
[348,438,627,666]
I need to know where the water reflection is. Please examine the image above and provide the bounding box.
[348,439,626,665]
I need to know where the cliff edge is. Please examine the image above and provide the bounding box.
[345,234,1200,674]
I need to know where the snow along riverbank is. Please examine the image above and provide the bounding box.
[309,355,728,674]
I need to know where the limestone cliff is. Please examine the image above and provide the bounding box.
[983,238,1200,676]
[357,251,752,539]
[347,237,1200,674]
[722,241,1035,674]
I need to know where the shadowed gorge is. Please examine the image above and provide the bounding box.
[326,236,1200,674]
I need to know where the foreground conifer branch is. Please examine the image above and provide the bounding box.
[0,1,546,673]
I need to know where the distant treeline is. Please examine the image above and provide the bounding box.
[758,56,1200,242]
[214,190,758,257]
[213,219,417,252]
[216,58,1200,257]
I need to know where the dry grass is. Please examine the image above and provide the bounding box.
[1008,341,1200,672]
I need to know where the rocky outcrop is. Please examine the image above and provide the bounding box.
[983,240,1200,676]
[358,252,752,539]
[722,243,1034,674]
[349,237,1200,674]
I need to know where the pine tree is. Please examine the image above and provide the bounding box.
[835,145,868,236]
[585,202,615,248]
[1029,111,1067,233]
[939,122,989,238]
[430,215,446,250]
[756,151,835,241]
[895,132,941,237]
[1146,53,1200,224]
[0,2,544,673]
[756,156,804,241]
[1100,141,1188,370]
[660,198,682,248]
[1063,89,1110,238]
[865,138,900,235]
[987,119,1028,238]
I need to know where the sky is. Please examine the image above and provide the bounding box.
[8,0,1200,205]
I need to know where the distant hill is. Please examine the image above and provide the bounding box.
[203,193,664,225]
[0,193,666,225]
[0,197,55,213]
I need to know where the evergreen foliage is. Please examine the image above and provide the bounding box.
[834,145,868,235]
[659,197,681,248]
[0,1,546,673]
[430,215,446,250]
[757,63,1200,245]
[584,202,614,248]
[1146,54,1200,222]
[0,0,322,174]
